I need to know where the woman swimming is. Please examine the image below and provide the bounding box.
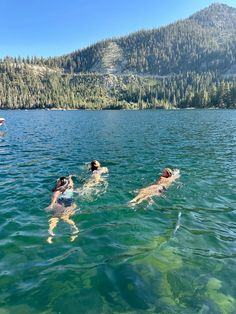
[91,160,108,175]
[129,168,180,206]
[82,160,108,189]
[47,175,79,243]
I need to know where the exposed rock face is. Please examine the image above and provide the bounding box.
[91,41,126,74]
[60,3,236,76]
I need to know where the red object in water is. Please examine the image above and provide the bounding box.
[0,118,5,126]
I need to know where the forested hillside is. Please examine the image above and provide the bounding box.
[50,3,236,76]
[0,3,236,109]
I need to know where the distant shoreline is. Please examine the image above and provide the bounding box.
[1,107,234,111]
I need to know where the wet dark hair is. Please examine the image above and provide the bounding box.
[90,160,100,172]
[52,176,69,192]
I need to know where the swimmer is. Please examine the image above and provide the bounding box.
[90,160,108,175]
[47,175,79,243]
[129,168,180,206]
[82,160,108,189]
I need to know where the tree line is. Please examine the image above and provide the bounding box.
[0,61,235,109]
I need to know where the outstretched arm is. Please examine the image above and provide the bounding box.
[49,190,61,209]
[68,175,74,189]
[165,169,180,186]
[171,169,180,180]
[102,167,109,174]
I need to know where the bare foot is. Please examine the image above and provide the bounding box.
[72,226,79,234]
[47,236,53,244]
[128,200,136,207]
[70,226,79,242]
[70,234,78,242]
[48,230,55,236]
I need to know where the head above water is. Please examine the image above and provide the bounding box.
[162,168,173,178]
[52,176,69,192]
[90,160,101,172]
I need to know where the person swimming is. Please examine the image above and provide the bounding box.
[90,160,108,174]
[129,168,180,206]
[82,160,108,189]
[47,175,79,243]
[76,160,109,200]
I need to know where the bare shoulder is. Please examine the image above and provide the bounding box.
[159,169,180,185]
[101,167,108,174]
[172,169,180,179]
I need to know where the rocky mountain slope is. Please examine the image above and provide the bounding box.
[49,3,236,76]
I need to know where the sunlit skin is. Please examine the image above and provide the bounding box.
[82,160,108,189]
[129,168,180,205]
[47,176,79,243]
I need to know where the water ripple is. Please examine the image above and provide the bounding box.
[1,109,236,313]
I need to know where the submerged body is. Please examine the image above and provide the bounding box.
[129,168,180,205]
[47,176,79,243]
[80,160,108,191]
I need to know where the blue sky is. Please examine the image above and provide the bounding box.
[1,0,235,58]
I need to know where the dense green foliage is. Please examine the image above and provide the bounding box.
[0,3,236,109]
[0,61,236,109]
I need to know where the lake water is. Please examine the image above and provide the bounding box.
[0,109,235,314]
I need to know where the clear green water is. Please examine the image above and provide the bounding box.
[0,110,236,314]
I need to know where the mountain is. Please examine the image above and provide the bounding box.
[1,3,236,110]
[49,3,236,76]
